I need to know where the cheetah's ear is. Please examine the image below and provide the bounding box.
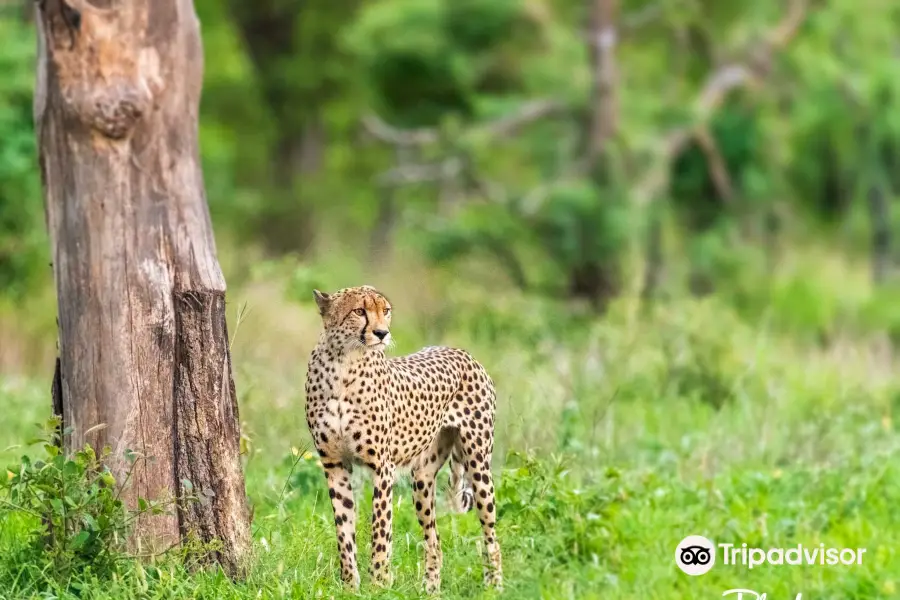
[313,289,331,316]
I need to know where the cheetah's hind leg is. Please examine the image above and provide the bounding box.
[456,424,503,590]
[412,430,455,594]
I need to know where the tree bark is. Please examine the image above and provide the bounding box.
[225,0,358,256]
[35,0,251,576]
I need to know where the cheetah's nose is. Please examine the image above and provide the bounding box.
[373,329,389,341]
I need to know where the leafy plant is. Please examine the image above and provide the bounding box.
[497,450,627,565]
[1,418,173,586]
[283,447,324,496]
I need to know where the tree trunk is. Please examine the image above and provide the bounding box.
[35,0,251,576]
[641,208,664,300]
[575,0,621,311]
[569,262,617,311]
[587,0,619,168]
[256,129,320,255]
[369,184,397,263]
[868,184,891,284]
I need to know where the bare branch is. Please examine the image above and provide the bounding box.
[695,65,754,116]
[767,0,809,51]
[362,115,439,146]
[518,159,591,217]
[365,0,809,221]
[693,126,735,203]
[635,0,810,205]
[375,158,463,186]
[622,3,663,31]
[366,98,571,210]
[476,99,568,139]
[362,99,568,148]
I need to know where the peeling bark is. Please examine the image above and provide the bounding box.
[35,0,251,575]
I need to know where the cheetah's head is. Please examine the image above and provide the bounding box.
[312,285,393,354]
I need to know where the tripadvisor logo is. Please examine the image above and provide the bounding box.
[719,543,867,569]
[675,535,868,576]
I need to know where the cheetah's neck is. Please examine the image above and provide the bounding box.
[315,336,388,370]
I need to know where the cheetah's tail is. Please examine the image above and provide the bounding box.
[447,447,474,514]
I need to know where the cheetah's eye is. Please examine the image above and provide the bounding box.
[384,307,391,317]
[353,308,366,317]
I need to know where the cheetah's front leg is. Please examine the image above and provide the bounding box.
[322,462,360,590]
[370,460,395,587]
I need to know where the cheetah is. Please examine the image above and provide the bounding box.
[304,285,502,593]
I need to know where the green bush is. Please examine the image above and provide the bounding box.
[1,418,172,588]
[497,451,627,565]
[347,0,550,127]
[424,180,632,304]
[534,181,631,285]
[669,98,763,232]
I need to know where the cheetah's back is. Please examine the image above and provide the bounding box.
[386,346,495,467]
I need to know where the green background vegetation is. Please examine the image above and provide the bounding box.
[1,0,899,598]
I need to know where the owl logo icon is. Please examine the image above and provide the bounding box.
[676,535,716,575]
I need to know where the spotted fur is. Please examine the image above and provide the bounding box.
[304,285,503,593]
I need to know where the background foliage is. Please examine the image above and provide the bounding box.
[1,0,900,598]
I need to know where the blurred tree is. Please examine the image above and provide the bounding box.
[357,0,808,309]
[637,0,809,296]
[349,0,551,127]
[35,0,250,573]
[225,0,361,254]
[1,0,898,313]
[0,10,45,298]
[782,1,900,282]
[567,0,623,307]
[355,0,623,304]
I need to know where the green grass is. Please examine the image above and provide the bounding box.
[2,260,900,599]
